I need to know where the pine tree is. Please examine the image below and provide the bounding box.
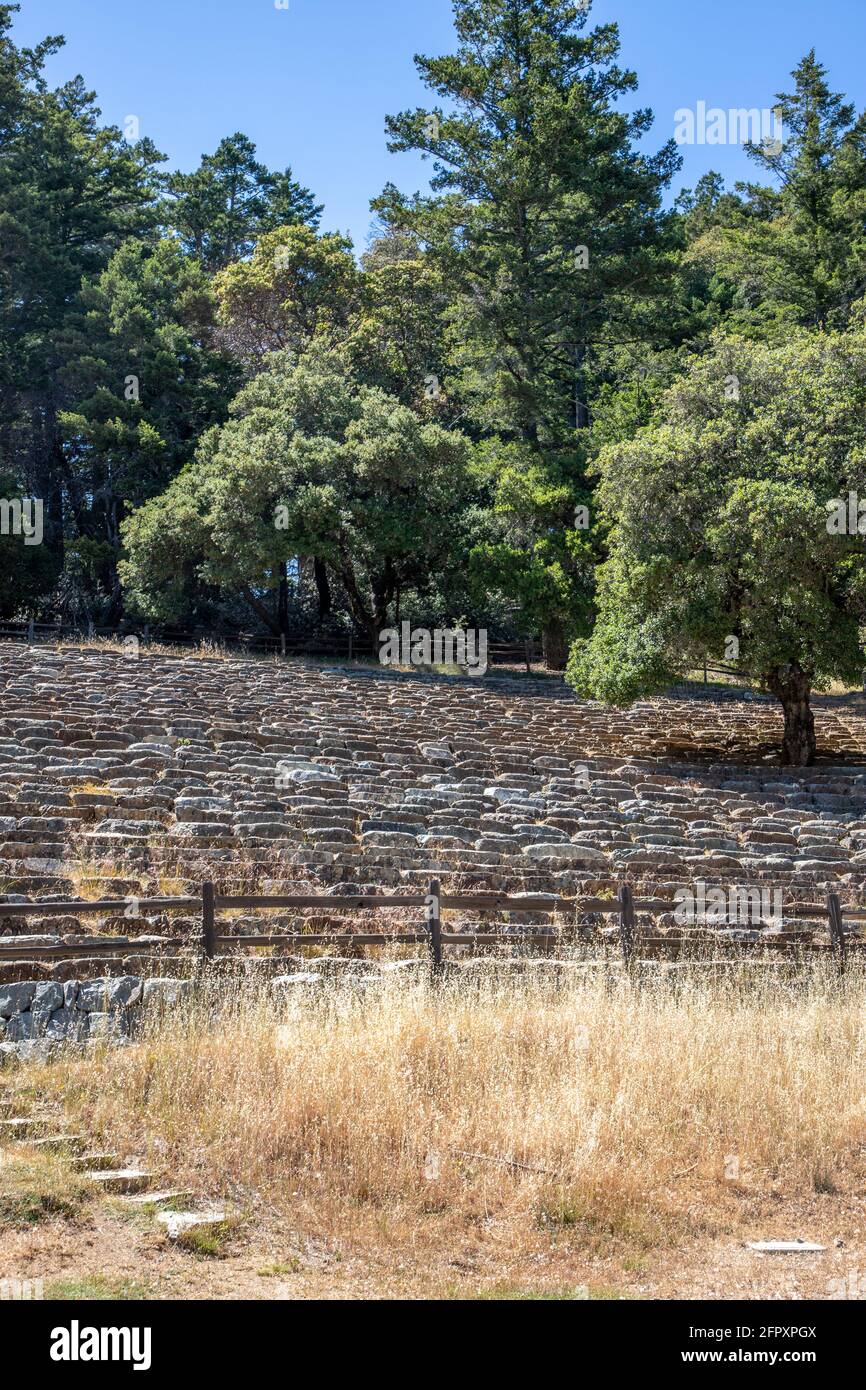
[681,54,866,336]
[57,239,240,619]
[0,3,163,603]
[375,0,679,664]
[163,133,322,273]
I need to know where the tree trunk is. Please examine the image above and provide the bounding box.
[102,578,124,627]
[371,556,397,637]
[241,585,281,636]
[574,343,590,430]
[278,562,289,637]
[766,661,816,766]
[542,617,569,671]
[313,559,332,620]
[335,544,378,647]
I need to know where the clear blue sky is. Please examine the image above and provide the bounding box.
[12,0,866,250]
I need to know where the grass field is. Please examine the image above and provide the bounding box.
[3,963,865,1299]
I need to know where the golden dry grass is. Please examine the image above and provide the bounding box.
[0,1148,92,1227]
[53,636,236,662]
[14,962,866,1273]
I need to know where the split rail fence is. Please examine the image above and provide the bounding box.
[0,884,863,976]
[0,622,544,671]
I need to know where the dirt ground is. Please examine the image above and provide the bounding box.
[3,1186,865,1301]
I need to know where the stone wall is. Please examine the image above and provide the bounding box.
[0,976,191,1060]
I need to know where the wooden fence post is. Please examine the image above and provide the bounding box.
[202,881,216,963]
[426,879,443,976]
[827,891,847,975]
[27,618,34,645]
[619,882,637,970]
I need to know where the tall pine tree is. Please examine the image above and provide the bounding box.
[0,3,163,601]
[375,0,680,664]
[163,133,322,273]
[679,53,866,337]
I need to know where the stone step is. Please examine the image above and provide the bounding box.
[29,1134,87,1152]
[86,1168,157,1194]
[157,1207,228,1239]
[0,1116,52,1137]
[70,1152,118,1171]
[118,1188,196,1207]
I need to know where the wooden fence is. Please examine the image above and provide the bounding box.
[0,884,863,976]
[0,621,544,671]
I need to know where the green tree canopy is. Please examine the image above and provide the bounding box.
[214,224,359,364]
[568,325,866,764]
[120,346,474,642]
[56,238,240,618]
[681,53,866,339]
[0,2,163,610]
[375,0,680,663]
[349,229,452,409]
[162,132,322,272]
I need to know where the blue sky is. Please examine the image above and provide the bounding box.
[12,0,866,250]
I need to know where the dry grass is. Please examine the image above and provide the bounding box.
[60,857,132,900]
[53,636,237,663]
[40,636,548,683]
[48,635,371,670]
[0,1149,92,1227]
[14,963,866,1274]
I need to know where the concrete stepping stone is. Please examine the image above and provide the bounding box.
[0,1116,51,1138]
[29,1134,87,1152]
[86,1168,156,1194]
[70,1152,119,1171]
[157,1208,228,1239]
[118,1188,196,1207]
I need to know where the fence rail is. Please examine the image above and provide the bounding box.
[2,624,771,686]
[0,622,544,670]
[0,884,863,975]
